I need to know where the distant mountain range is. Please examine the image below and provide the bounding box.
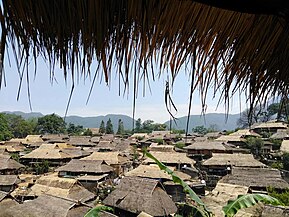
[1,111,240,131]
[164,113,240,131]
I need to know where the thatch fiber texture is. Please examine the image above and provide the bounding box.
[103,176,177,216]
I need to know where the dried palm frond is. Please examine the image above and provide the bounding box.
[1,0,289,110]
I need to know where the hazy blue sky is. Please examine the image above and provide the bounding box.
[0,47,244,123]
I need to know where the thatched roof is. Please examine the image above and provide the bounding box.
[230,129,261,137]
[280,140,289,153]
[0,190,8,201]
[184,141,226,151]
[220,167,289,189]
[125,164,191,181]
[0,175,19,186]
[103,176,177,216]
[76,174,109,181]
[55,159,114,174]
[202,153,266,167]
[215,135,246,142]
[252,122,288,130]
[24,135,43,143]
[68,136,95,147]
[2,1,289,108]
[81,151,129,165]
[41,134,69,141]
[149,144,175,152]
[203,182,249,217]
[270,129,289,139]
[21,144,89,160]
[144,151,195,165]
[0,155,24,171]
[26,173,95,202]
[2,194,89,217]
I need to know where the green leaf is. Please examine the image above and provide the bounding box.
[144,150,212,217]
[84,205,113,217]
[223,194,283,217]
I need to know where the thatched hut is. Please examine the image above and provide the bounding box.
[143,151,195,169]
[0,154,25,175]
[184,141,227,158]
[2,194,91,217]
[252,121,288,134]
[202,153,266,188]
[81,151,132,175]
[12,173,95,203]
[20,144,90,166]
[203,183,249,217]
[220,167,289,192]
[56,159,115,177]
[0,175,19,192]
[68,136,95,147]
[103,176,177,217]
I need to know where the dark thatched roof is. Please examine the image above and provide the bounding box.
[220,167,289,189]
[55,159,114,174]
[202,153,266,167]
[2,194,89,217]
[103,176,177,216]
[184,141,226,151]
[0,175,19,186]
[1,1,289,108]
[0,155,24,171]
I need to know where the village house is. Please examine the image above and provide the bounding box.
[41,134,69,143]
[203,182,249,217]
[81,151,132,175]
[231,129,261,138]
[20,143,91,166]
[149,143,175,152]
[96,140,117,152]
[56,159,115,177]
[270,129,289,140]
[0,175,19,192]
[143,151,196,169]
[2,194,91,217]
[215,134,247,147]
[252,121,288,135]
[125,164,203,202]
[184,141,228,159]
[12,173,95,203]
[68,136,96,147]
[22,135,44,149]
[220,167,289,193]
[0,154,24,175]
[202,153,266,188]
[202,153,266,174]
[103,176,177,217]
[204,132,223,140]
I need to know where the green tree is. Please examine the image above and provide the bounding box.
[246,137,264,156]
[83,128,93,136]
[192,125,208,135]
[4,113,36,138]
[36,113,66,134]
[135,118,142,132]
[142,120,154,133]
[99,120,106,134]
[67,123,83,135]
[116,119,124,135]
[105,118,114,134]
[0,114,13,141]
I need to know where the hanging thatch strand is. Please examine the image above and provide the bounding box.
[1,0,289,108]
